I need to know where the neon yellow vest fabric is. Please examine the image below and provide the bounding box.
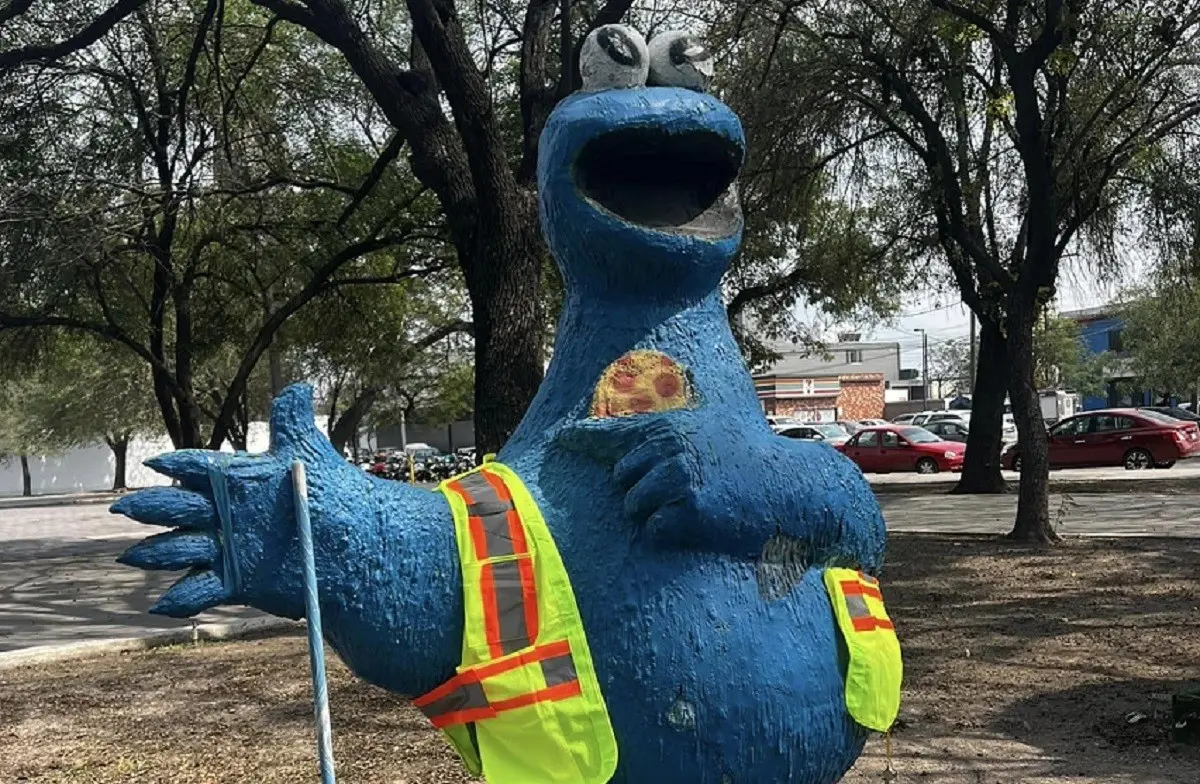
[414,463,618,784]
[823,567,903,733]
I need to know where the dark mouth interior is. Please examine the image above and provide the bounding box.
[574,127,742,237]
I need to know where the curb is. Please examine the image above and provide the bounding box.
[0,492,126,511]
[0,617,300,671]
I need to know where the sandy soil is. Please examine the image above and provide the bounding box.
[2,534,1198,783]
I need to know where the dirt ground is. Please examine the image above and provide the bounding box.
[2,534,1198,783]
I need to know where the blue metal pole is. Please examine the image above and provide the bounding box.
[291,460,337,784]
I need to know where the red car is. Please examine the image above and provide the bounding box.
[1003,408,1200,471]
[835,425,966,474]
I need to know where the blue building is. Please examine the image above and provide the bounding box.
[1063,306,1158,410]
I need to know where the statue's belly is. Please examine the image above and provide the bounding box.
[584,555,865,784]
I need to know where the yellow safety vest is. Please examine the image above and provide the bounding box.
[415,463,619,784]
[823,568,903,733]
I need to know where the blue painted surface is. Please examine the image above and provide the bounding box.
[114,83,888,783]
[1073,314,1156,410]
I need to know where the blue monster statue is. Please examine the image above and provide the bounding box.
[114,24,899,784]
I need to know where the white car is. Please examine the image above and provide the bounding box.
[777,423,851,445]
[910,410,938,426]
[766,414,802,430]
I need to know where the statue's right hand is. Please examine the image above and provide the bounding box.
[112,384,368,620]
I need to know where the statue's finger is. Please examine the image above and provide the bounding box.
[624,461,686,525]
[149,569,231,617]
[110,487,218,531]
[143,450,219,489]
[554,417,643,463]
[117,530,218,571]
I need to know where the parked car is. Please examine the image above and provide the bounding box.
[925,410,968,424]
[857,418,889,427]
[1139,406,1200,423]
[892,413,918,425]
[838,420,862,435]
[835,426,966,474]
[766,415,801,430]
[910,411,938,426]
[1002,408,1200,471]
[778,423,851,445]
[923,419,970,443]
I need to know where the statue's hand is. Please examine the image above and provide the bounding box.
[113,384,370,619]
[555,411,731,551]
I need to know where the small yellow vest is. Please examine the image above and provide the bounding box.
[415,463,618,784]
[823,568,903,733]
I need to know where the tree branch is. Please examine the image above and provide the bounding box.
[0,0,149,69]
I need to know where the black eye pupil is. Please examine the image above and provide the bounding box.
[599,28,640,67]
[669,37,710,66]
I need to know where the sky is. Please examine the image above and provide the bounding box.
[815,255,1152,371]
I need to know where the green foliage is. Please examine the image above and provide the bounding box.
[1120,286,1200,398]
[2,334,161,450]
[0,1,448,448]
[1033,316,1107,397]
[928,337,976,396]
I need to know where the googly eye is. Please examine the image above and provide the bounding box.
[647,31,714,92]
[579,24,649,92]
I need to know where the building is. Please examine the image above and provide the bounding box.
[1062,305,1154,410]
[753,335,924,422]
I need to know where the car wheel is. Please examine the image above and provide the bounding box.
[1124,448,1153,471]
[1156,460,1177,469]
[915,457,939,475]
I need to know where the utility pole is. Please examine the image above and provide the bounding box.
[968,313,977,391]
[915,328,929,401]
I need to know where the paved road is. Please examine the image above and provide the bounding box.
[0,504,257,653]
[4,488,1199,652]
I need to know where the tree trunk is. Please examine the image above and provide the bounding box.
[1007,300,1058,543]
[107,435,130,491]
[19,454,31,497]
[329,388,382,455]
[953,319,1008,494]
[465,202,546,455]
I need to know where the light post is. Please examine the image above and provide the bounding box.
[915,328,929,401]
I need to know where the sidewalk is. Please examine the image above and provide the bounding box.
[0,490,125,510]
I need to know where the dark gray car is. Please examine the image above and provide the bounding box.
[923,420,969,443]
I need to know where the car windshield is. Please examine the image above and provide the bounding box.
[898,426,941,443]
[814,424,846,438]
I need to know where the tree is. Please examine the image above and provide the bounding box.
[5,334,162,489]
[928,336,975,397]
[289,269,472,456]
[0,0,645,454]
[731,0,1200,541]
[1120,286,1200,403]
[1032,314,1106,397]
[710,7,932,368]
[1,2,446,449]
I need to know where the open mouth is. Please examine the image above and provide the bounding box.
[574,127,742,238]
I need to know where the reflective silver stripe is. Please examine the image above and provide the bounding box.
[467,497,515,517]
[419,681,489,720]
[540,653,578,688]
[844,593,871,619]
[489,558,530,654]
[460,472,515,558]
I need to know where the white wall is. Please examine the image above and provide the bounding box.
[0,417,326,497]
